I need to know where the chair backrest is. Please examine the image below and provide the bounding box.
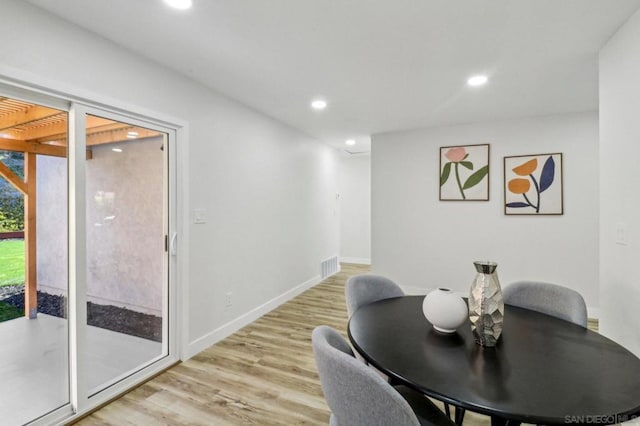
[503,281,588,327]
[345,274,404,318]
[311,326,420,426]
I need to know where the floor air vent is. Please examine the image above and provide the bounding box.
[321,256,339,279]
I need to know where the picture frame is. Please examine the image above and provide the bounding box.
[439,144,490,201]
[503,153,563,215]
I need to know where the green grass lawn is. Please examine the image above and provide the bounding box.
[0,301,22,321]
[0,239,24,287]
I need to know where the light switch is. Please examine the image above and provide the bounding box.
[615,223,629,246]
[193,208,207,224]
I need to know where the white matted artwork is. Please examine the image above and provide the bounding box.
[504,153,563,215]
[439,144,489,201]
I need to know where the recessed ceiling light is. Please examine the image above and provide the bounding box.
[112,148,123,153]
[467,75,488,87]
[127,131,138,139]
[345,139,356,146]
[164,0,193,10]
[311,99,327,110]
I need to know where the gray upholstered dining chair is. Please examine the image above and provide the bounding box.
[345,274,404,318]
[312,325,455,426]
[503,280,588,327]
[344,274,462,424]
[345,274,403,366]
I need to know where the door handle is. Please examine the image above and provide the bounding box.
[170,232,177,256]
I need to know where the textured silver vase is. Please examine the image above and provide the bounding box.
[469,261,504,347]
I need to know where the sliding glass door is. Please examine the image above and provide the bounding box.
[0,97,70,425]
[0,85,179,425]
[83,113,168,394]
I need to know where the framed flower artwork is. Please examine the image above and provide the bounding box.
[439,144,490,201]
[504,153,563,215]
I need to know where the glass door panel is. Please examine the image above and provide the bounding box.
[84,114,167,394]
[0,98,69,424]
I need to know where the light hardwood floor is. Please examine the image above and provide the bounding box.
[76,264,598,425]
[76,264,364,425]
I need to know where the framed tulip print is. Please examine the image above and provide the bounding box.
[504,153,563,215]
[439,144,490,201]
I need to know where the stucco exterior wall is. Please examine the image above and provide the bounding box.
[38,136,164,315]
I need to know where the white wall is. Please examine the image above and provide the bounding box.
[339,154,371,264]
[0,0,340,357]
[371,112,600,314]
[599,8,640,356]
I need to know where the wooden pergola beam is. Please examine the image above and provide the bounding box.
[30,134,161,147]
[0,137,92,159]
[0,160,27,194]
[0,105,61,132]
[24,153,37,319]
[87,127,160,146]
[0,137,66,157]
[86,116,120,130]
[29,124,160,147]
[0,115,120,143]
[3,120,66,141]
[5,115,116,142]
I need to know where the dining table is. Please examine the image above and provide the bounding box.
[347,296,640,425]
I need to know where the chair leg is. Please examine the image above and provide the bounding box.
[444,404,465,425]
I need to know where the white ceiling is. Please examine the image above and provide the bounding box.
[27,0,640,152]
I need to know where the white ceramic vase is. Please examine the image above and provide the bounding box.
[422,287,468,333]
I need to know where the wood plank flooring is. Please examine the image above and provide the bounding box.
[76,264,598,425]
[76,264,364,425]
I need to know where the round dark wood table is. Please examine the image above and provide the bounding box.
[347,296,640,425]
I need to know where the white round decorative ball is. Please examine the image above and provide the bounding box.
[422,288,468,333]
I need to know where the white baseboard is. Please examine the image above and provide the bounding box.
[184,274,322,360]
[340,257,371,265]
